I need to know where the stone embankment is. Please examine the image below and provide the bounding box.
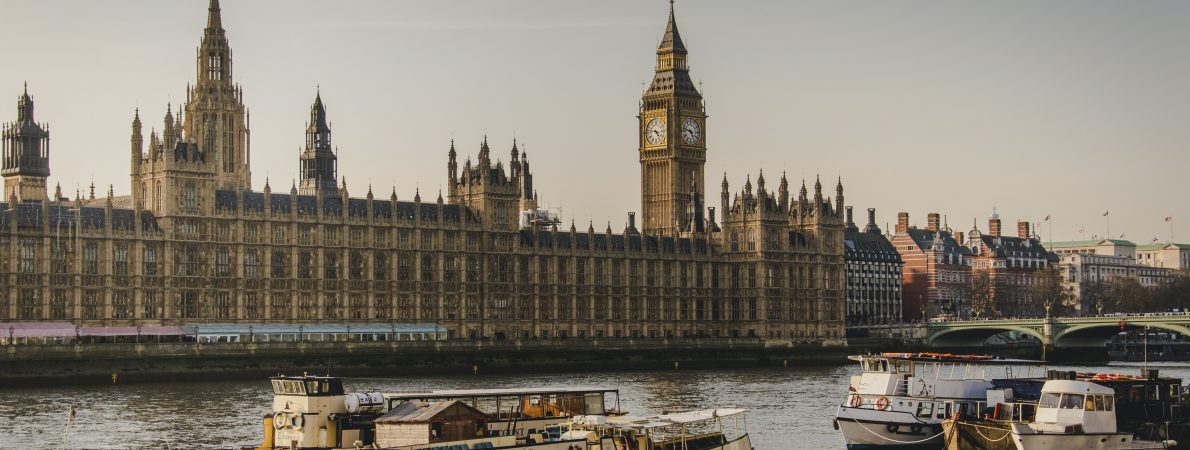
[1,338,876,387]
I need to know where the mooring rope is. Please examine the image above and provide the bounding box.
[850,418,944,444]
[961,420,1014,443]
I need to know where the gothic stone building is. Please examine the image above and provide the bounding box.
[0,1,845,343]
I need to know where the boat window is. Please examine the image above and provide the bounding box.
[1103,395,1113,411]
[1147,385,1159,401]
[1091,395,1105,411]
[1085,395,1096,411]
[1130,386,1143,402]
[916,402,934,418]
[897,361,912,373]
[306,381,320,394]
[1060,394,1084,410]
[1039,393,1060,408]
[880,360,889,372]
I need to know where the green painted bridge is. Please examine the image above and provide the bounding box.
[927,315,1190,348]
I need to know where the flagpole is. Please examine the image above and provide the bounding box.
[1106,212,1110,240]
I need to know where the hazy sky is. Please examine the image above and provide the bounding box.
[2,0,1188,243]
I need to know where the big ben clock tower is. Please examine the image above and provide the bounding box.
[640,1,707,236]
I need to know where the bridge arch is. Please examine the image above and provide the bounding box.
[928,324,1044,347]
[1054,322,1190,348]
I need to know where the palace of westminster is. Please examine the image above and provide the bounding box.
[0,1,846,343]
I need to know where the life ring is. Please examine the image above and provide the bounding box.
[290,412,304,430]
[875,397,890,411]
[273,413,286,429]
[850,395,863,408]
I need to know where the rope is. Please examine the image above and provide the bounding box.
[850,418,944,445]
[956,419,1014,443]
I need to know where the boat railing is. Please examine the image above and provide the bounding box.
[972,400,1037,423]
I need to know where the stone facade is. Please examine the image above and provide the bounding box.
[0,1,845,343]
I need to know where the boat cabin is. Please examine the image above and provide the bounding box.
[848,354,1029,400]
[1033,380,1116,434]
[374,400,492,448]
[381,387,621,438]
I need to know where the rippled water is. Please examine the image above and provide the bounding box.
[1,361,1187,449]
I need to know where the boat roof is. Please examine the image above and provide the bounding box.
[851,353,1046,365]
[1042,380,1115,395]
[606,408,747,430]
[382,387,618,399]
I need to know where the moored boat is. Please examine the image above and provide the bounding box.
[834,353,1045,449]
[254,374,750,450]
[942,377,1178,450]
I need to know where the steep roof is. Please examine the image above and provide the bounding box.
[375,400,488,424]
[844,228,901,263]
[903,228,971,255]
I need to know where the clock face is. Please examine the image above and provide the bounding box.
[682,118,701,144]
[645,118,665,145]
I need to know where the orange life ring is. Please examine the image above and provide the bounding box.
[850,395,863,408]
[875,397,890,411]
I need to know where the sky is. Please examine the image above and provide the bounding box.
[2,0,1188,243]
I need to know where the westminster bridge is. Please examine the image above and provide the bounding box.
[926,314,1190,348]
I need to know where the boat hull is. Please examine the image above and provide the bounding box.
[836,405,945,449]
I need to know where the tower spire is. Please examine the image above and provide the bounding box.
[659,0,686,53]
[207,0,223,30]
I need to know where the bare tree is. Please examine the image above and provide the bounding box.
[970,271,997,318]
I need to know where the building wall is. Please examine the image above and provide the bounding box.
[0,2,845,345]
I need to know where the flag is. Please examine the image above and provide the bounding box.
[1103,211,1109,217]
[1044,215,1050,221]
[1167,216,1174,222]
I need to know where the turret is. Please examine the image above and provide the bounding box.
[2,83,51,202]
[447,139,457,187]
[778,173,789,211]
[299,89,337,197]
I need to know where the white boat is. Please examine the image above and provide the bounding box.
[835,353,1043,450]
[566,408,753,450]
[1006,379,1177,450]
[255,374,749,450]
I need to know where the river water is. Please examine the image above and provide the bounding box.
[1,361,1188,449]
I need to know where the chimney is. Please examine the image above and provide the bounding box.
[896,212,909,234]
[989,215,1002,237]
[954,231,965,245]
[1018,220,1031,240]
[867,208,877,227]
[845,206,855,226]
[708,207,717,227]
[628,212,636,230]
[927,213,941,232]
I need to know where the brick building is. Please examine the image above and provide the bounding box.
[890,212,971,321]
[964,213,1059,318]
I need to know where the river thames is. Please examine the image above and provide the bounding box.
[1,361,1187,449]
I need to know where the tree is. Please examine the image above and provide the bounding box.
[970,271,997,318]
[1030,269,1071,317]
[1105,278,1148,313]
